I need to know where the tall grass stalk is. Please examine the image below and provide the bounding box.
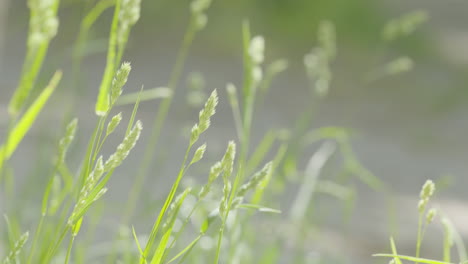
[124,0,213,223]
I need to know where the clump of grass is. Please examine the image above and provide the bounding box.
[1,1,448,263]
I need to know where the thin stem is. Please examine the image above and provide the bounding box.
[167,200,202,251]
[140,144,193,263]
[44,225,71,263]
[214,221,226,264]
[415,213,424,264]
[26,214,45,264]
[64,235,76,264]
[167,233,203,264]
[0,116,17,183]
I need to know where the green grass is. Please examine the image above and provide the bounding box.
[0,1,465,264]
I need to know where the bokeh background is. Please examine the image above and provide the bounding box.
[1,0,468,263]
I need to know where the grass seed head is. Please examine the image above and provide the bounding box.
[420,179,435,200]
[221,141,236,176]
[111,62,132,105]
[426,208,437,224]
[104,120,142,171]
[190,0,212,14]
[120,0,141,26]
[198,161,223,198]
[191,143,207,164]
[249,36,265,65]
[27,0,59,47]
[3,231,29,264]
[107,113,123,136]
[318,20,336,59]
[58,118,78,162]
[197,89,218,133]
[190,124,200,146]
[236,161,272,198]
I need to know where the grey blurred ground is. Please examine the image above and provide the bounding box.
[1,0,468,263]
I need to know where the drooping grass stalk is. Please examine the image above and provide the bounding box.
[124,0,213,223]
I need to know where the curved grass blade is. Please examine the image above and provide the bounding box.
[0,71,62,170]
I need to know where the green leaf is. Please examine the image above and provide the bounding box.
[116,87,172,106]
[389,237,402,264]
[0,71,62,170]
[150,227,173,264]
[132,226,147,264]
[95,0,121,115]
[237,203,281,214]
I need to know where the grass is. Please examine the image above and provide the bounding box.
[0,1,465,264]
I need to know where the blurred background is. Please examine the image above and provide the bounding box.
[1,0,468,263]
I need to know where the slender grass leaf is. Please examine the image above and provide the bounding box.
[373,254,453,264]
[0,71,62,161]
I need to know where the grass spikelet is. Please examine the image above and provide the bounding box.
[415,179,436,262]
[219,141,236,216]
[198,161,222,198]
[27,0,59,47]
[317,20,336,59]
[58,118,78,163]
[304,20,336,97]
[104,120,143,170]
[111,62,132,106]
[235,161,272,201]
[2,231,29,264]
[106,113,123,136]
[190,124,200,146]
[383,10,428,41]
[221,141,236,175]
[69,157,105,225]
[190,143,207,165]
[385,56,414,76]
[248,36,265,65]
[426,208,437,224]
[198,89,218,133]
[190,0,212,30]
[162,188,192,233]
[118,0,141,45]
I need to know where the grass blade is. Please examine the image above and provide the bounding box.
[373,254,453,264]
[95,0,121,115]
[0,71,62,170]
[116,87,172,106]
